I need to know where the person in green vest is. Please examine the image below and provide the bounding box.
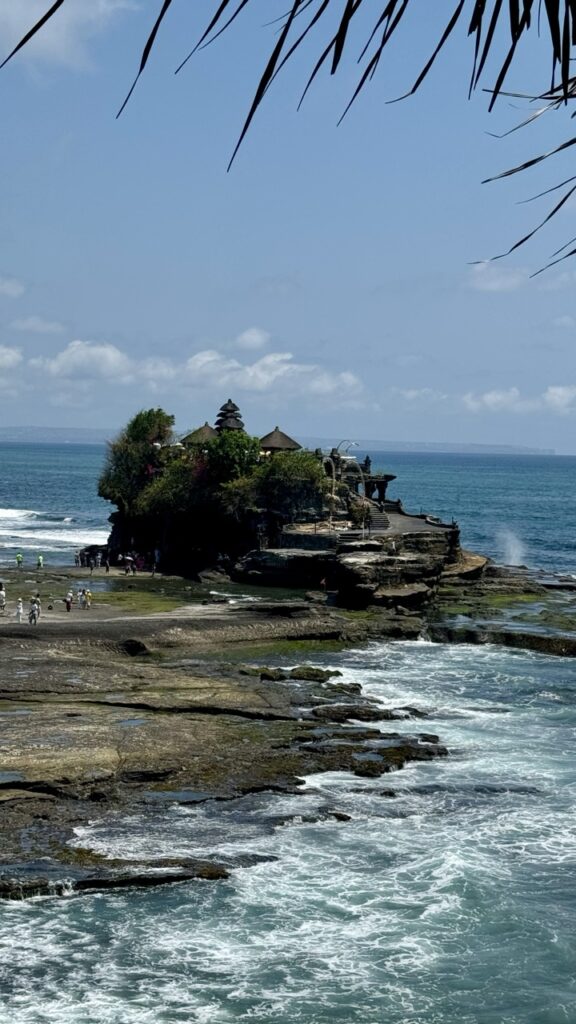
[15,553,23,569]
[36,554,44,570]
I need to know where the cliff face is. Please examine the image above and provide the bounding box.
[106,508,260,576]
[235,519,461,612]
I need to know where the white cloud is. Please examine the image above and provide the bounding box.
[392,387,447,403]
[0,1,135,68]
[10,315,65,335]
[467,263,528,292]
[463,387,525,412]
[463,385,576,415]
[0,346,22,371]
[0,275,25,298]
[552,315,575,329]
[20,339,362,405]
[235,327,271,350]
[184,349,362,397]
[541,386,576,413]
[139,357,178,382]
[539,270,576,292]
[30,340,132,379]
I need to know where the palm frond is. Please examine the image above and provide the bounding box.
[6,1,576,267]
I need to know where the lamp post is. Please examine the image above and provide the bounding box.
[323,457,336,532]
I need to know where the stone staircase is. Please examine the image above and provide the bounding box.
[368,507,390,532]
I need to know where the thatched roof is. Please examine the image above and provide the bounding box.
[260,426,301,452]
[218,399,240,414]
[217,415,245,432]
[215,399,245,432]
[181,422,217,445]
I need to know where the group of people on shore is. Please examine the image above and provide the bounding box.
[12,548,161,574]
[0,584,42,624]
[14,553,44,570]
[64,588,92,612]
[74,550,109,573]
[0,582,93,622]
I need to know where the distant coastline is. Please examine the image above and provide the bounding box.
[0,426,557,456]
[299,437,556,456]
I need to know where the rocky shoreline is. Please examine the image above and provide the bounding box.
[0,558,574,898]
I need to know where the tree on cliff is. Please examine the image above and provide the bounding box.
[256,451,328,520]
[4,3,576,263]
[98,408,175,516]
[223,451,328,521]
[99,407,329,568]
[135,429,262,519]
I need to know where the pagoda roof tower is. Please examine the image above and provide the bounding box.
[215,399,245,433]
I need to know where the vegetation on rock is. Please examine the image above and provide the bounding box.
[99,408,175,516]
[98,407,328,573]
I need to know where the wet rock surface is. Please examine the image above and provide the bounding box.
[5,557,569,898]
[433,562,576,655]
[0,601,441,895]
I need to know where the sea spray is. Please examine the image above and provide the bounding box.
[497,528,526,565]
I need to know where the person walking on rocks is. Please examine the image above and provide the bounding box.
[0,585,6,614]
[15,553,23,570]
[36,554,44,570]
[15,598,23,623]
[65,590,73,613]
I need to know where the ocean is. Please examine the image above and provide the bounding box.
[0,443,110,567]
[1,443,575,575]
[1,445,576,1023]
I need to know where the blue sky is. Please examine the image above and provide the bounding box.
[1,1,576,451]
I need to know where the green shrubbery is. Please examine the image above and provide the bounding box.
[98,409,329,568]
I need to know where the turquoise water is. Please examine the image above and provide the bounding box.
[1,445,576,1022]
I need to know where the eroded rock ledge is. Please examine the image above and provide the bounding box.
[0,621,445,896]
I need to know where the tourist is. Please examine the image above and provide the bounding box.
[28,601,38,626]
[79,589,87,610]
[65,590,73,613]
[15,598,23,623]
[36,554,44,570]
[0,585,5,614]
[74,551,80,567]
[33,592,41,619]
[103,553,110,574]
[85,588,92,609]
[15,553,23,570]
